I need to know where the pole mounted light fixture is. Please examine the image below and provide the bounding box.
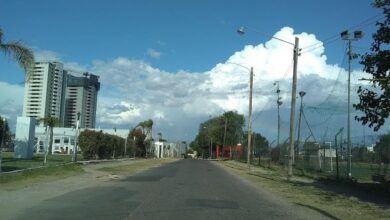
[237,26,245,35]
[340,30,364,40]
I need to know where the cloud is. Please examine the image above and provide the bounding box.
[0,81,24,130]
[34,49,62,62]
[146,48,162,59]
[3,26,376,142]
[87,26,372,141]
[157,40,167,46]
[64,62,88,73]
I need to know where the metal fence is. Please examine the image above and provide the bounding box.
[233,142,388,184]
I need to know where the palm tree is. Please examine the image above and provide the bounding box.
[1,27,34,80]
[39,116,59,156]
[136,119,154,157]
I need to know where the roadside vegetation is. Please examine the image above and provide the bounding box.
[1,152,84,172]
[218,160,390,220]
[0,163,84,190]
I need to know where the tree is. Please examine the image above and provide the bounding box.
[1,27,34,80]
[354,0,390,131]
[0,116,11,149]
[136,119,153,156]
[351,146,376,162]
[242,131,269,165]
[127,128,146,157]
[251,132,269,157]
[375,133,390,164]
[78,130,101,159]
[39,117,59,155]
[191,111,245,157]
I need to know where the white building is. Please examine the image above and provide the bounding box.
[23,62,67,125]
[152,141,187,158]
[367,144,375,152]
[34,127,128,155]
[65,73,100,128]
[33,125,187,158]
[35,127,77,154]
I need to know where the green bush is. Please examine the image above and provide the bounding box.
[79,130,125,160]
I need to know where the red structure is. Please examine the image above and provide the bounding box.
[215,144,242,159]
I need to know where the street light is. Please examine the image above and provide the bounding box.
[227,61,254,169]
[341,30,363,178]
[237,26,300,179]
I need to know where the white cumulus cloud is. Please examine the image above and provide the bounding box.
[87,26,371,141]
[2,26,375,142]
[146,48,162,59]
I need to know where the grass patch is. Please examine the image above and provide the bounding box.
[252,157,382,183]
[0,163,84,190]
[218,160,390,220]
[1,152,84,172]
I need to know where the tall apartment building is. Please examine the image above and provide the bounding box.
[22,62,67,125]
[65,73,100,128]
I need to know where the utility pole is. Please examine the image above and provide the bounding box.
[124,134,127,158]
[347,38,352,177]
[210,137,213,159]
[133,136,136,158]
[247,67,254,169]
[113,127,117,159]
[236,26,291,171]
[296,91,306,164]
[44,125,49,165]
[73,112,80,162]
[0,118,6,173]
[288,37,300,179]
[223,116,228,150]
[274,81,282,147]
[341,30,363,178]
[335,128,344,179]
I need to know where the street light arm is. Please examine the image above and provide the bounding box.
[226,62,252,71]
[238,26,295,46]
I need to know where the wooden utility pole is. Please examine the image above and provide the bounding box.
[288,37,300,179]
[247,67,254,169]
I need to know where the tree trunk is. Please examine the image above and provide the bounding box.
[48,126,53,155]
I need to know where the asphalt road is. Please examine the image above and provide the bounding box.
[15,159,330,220]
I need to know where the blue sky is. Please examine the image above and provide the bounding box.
[0,0,386,143]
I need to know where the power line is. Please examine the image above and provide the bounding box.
[305,43,348,110]
[301,13,385,52]
[302,109,317,142]
[252,60,294,123]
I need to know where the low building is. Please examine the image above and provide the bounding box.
[34,127,129,155]
[33,125,186,158]
[152,141,187,158]
[35,127,77,154]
